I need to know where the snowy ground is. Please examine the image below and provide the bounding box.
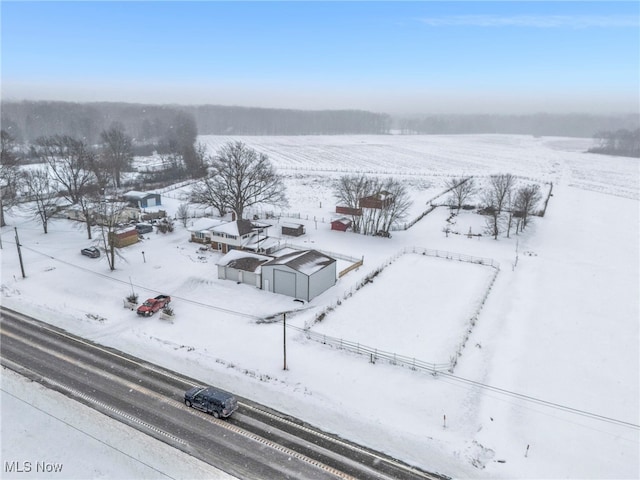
[1,369,233,479]
[1,134,638,479]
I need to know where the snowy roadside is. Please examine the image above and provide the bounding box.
[1,368,235,479]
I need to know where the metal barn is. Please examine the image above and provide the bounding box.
[261,250,336,302]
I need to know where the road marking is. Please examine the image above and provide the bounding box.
[241,403,434,479]
[2,326,357,479]
[186,408,358,480]
[0,358,186,446]
[3,308,435,479]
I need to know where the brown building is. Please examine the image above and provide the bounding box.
[109,228,139,248]
[331,217,352,232]
[358,191,393,209]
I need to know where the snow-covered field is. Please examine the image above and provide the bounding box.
[1,134,638,479]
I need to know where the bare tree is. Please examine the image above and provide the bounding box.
[490,174,516,215]
[22,168,61,234]
[1,130,22,226]
[481,189,501,240]
[333,174,374,233]
[34,135,98,239]
[95,196,129,271]
[100,122,133,188]
[190,141,287,219]
[174,203,190,228]
[333,175,412,235]
[480,174,516,240]
[160,112,206,178]
[514,184,542,232]
[189,174,229,216]
[445,177,475,211]
[377,178,413,233]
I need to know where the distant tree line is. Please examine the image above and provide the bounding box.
[191,105,391,135]
[396,113,639,138]
[588,129,640,158]
[5,100,637,141]
[1,101,391,143]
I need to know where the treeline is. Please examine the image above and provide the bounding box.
[1,101,198,145]
[3,100,637,141]
[1,101,391,143]
[395,113,639,138]
[191,105,391,135]
[589,129,640,158]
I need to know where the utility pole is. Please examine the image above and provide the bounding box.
[14,227,25,278]
[283,312,288,371]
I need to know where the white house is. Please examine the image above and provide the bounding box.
[188,218,228,244]
[188,218,270,253]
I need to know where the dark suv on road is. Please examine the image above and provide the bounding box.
[184,386,238,419]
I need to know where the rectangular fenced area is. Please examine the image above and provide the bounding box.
[309,250,497,368]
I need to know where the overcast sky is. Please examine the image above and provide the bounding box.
[1,1,638,115]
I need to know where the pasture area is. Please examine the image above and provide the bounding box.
[311,252,496,364]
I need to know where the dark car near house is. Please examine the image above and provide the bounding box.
[184,386,238,419]
[80,246,100,258]
[135,223,153,234]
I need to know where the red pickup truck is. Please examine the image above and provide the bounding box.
[136,295,171,316]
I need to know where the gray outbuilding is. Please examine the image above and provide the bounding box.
[261,249,337,301]
[217,250,271,288]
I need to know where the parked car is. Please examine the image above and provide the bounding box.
[80,246,100,258]
[184,386,238,419]
[136,295,171,316]
[135,223,153,234]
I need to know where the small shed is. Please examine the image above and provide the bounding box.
[281,222,305,237]
[124,191,162,209]
[261,249,337,301]
[331,217,352,232]
[109,227,139,248]
[217,250,271,287]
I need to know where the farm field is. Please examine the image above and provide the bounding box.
[1,134,638,479]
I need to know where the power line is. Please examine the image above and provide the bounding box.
[436,370,640,429]
[12,243,640,431]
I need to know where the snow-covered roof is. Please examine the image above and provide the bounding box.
[282,222,304,229]
[187,217,227,233]
[216,250,271,272]
[263,249,336,276]
[123,190,159,199]
[243,235,280,251]
[210,219,256,237]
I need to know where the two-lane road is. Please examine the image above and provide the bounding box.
[0,307,447,480]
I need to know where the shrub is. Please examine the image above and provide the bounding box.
[126,293,138,304]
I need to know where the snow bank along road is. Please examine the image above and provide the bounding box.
[0,307,445,480]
